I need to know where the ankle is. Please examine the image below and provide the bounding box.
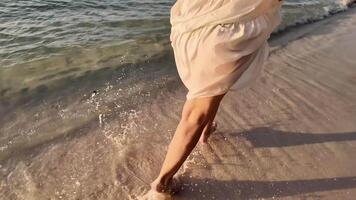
[151,176,172,192]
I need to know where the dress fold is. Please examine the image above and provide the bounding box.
[170,0,283,99]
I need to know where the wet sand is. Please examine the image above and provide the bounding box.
[1,6,356,200]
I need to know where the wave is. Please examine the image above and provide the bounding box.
[277,0,356,31]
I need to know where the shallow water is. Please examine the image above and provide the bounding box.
[0,0,354,116]
[0,1,354,102]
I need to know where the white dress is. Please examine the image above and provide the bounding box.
[170,0,283,99]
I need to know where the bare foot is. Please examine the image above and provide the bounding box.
[140,190,172,200]
[199,121,217,144]
[150,178,172,194]
[141,177,179,200]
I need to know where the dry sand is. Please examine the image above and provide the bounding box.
[1,6,356,200]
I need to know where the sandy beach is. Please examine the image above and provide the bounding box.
[1,5,356,200]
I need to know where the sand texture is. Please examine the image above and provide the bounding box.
[1,6,356,200]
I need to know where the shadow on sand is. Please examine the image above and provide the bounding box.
[175,176,356,199]
[172,127,356,199]
[228,127,356,148]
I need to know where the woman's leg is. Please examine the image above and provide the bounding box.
[150,93,225,193]
[199,105,219,144]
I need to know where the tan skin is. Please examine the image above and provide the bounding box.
[148,93,226,195]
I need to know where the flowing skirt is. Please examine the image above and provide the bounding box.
[170,3,282,100]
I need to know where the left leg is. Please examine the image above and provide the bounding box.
[150,93,225,194]
[199,104,219,144]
